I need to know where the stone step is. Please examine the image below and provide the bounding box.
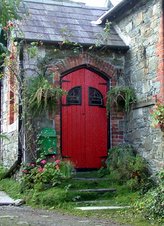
[73,177,110,181]
[74,171,99,177]
[76,199,112,204]
[0,191,24,206]
[72,188,116,193]
[75,206,131,211]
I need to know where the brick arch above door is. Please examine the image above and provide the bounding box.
[49,52,117,86]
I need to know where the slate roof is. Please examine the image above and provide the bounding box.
[15,0,128,49]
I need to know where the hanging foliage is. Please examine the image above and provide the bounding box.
[106,86,136,114]
[27,75,66,116]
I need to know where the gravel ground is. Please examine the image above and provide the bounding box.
[0,206,130,226]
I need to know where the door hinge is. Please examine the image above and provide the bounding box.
[61,80,70,83]
[99,83,107,85]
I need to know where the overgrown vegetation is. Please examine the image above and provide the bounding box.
[135,170,164,222]
[106,145,152,192]
[0,0,22,70]
[106,86,136,113]
[0,151,164,226]
[21,157,74,191]
[27,75,65,116]
[0,0,21,27]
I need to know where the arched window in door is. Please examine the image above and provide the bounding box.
[66,86,82,105]
[89,87,104,106]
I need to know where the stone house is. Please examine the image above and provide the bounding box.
[0,0,163,173]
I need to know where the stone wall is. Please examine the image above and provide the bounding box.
[1,64,19,168]
[1,130,19,168]
[113,0,164,171]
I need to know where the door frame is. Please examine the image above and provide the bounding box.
[60,64,111,163]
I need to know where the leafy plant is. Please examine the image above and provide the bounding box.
[106,86,136,113]
[27,42,39,58]
[150,101,164,130]
[135,170,164,222]
[27,75,66,115]
[21,158,74,191]
[106,145,150,190]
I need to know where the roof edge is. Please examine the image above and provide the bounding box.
[95,0,135,25]
[16,37,129,51]
[23,0,107,10]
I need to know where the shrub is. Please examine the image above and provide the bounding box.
[21,158,74,191]
[135,170,164,222]
[106,145,150,190]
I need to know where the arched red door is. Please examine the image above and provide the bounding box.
[61,68,108,168]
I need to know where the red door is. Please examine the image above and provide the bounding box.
[61,68,108,168]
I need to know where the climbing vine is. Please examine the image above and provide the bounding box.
[0,0,21,27]
[0,0,23,75]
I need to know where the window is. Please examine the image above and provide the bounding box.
[89,87,104,106]
[9,72,15,124]
[66,86,82,105]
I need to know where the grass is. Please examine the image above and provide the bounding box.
[0,171,163,226]
[0,165,6,179]
[0,178,24,200]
